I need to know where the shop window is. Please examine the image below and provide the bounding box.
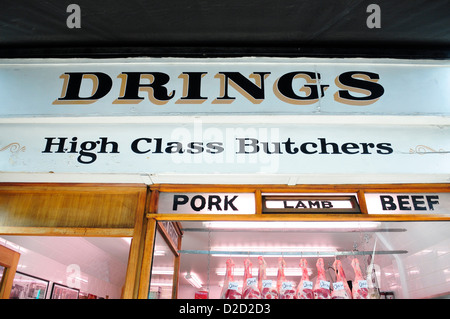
[157,220,450,299]
[0,236,131,299]
[148,227,177,299]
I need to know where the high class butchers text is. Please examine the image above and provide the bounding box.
[42,136,394,164]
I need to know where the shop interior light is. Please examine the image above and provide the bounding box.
[184,272,203,289]
[0,237,28,253]
[150,282,173,287]
[209,245,337,257]
[122,237,132,244]
[153,250,166,256]
[152,267,175,275]
[75,276,88,283]
[123,237,167,256]
[203,221,381,230]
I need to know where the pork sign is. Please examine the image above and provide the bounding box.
[157,193,256,214]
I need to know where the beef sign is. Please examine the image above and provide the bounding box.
[365,193,450,215]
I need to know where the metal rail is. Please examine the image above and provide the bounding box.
[178,249,408,256]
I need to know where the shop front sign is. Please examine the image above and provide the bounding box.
[1,57,449,117]
[0,58,449,182]
[0,123,448,177]
[365,193,450,215]
[262,195,361,214]
[157,192,255,214]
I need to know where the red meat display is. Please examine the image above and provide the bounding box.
[258,256,279,299]
[217,257,372,300]
[295,258,314,299]
[351,258,369,299]
[277,257,296,299]
[331,259,352,299]
[313,258,331,299]
[220,258,241,299]
[242,258,261,299]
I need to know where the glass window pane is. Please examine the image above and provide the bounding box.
[0,236,130,299]
[149,230,175,299]
[175,220,450,299]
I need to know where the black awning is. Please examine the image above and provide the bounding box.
[1,0,449,59]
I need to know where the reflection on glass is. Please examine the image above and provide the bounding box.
[176,221,450,299]
[149,229,175,299]
[0,265,5,284]
[10,272,49,299]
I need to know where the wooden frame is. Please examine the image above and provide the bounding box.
[158,221,183,299]
[147,183,450,222]
[0,244,20,299]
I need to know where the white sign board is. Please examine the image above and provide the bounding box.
[157,193,255,214]
[0,123,449,176]
[365,193,450,215]
[0,57,449,117]
[262,195,360,213]
[1,57,449,180]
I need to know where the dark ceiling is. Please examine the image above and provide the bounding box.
[1,0,449,59]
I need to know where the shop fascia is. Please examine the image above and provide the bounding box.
[53,70,384,106]
[157,192,450,216]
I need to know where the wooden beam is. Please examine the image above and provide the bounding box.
[0,245,20,299]
[137,218,157,299]
[0,226,133,237]
[122,186,149,299]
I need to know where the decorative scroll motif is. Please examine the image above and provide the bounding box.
[0,143,26,153]
[409,145,448,155]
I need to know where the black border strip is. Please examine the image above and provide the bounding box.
[0,44,449,60]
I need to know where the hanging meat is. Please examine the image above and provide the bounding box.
[242,258,261,299]
[366,241,381,299]
[277,257,296,299]
[220,258,241,299]
[295,258,314,299]
[331,259,352,299]
[351,258,369,299]
[258,256,279,299]
[313,258,331,299]
[366,262,381,299]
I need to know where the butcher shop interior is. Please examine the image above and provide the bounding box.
[1,219,448,299]
[150,219,449,299]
